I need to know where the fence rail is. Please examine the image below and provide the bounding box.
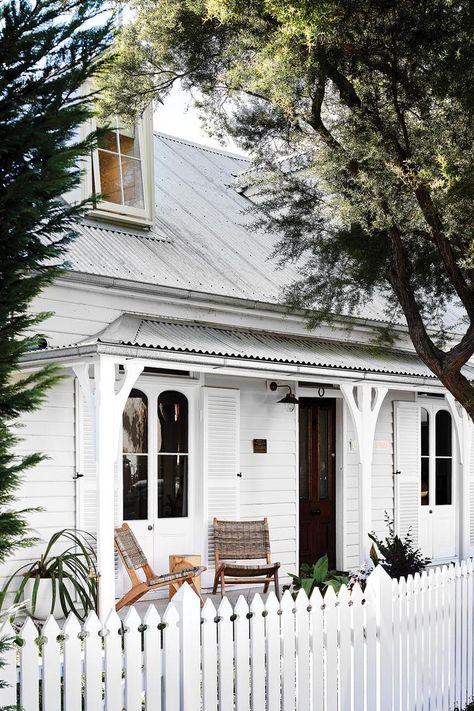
[1,561,473,710]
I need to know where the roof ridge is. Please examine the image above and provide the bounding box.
[154,131,250,162]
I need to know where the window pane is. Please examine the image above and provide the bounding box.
[121,156,144,208]
[299,406,309,500]
[123,389,148,453]
[421,408,429,457]
[319,408,329,500]
[97,129,118,153]
[158,391,188,453]
[158,455,188,518]
[436,458,452,505]
[123,454,148,519]
[98,150,122,204]
[119,125,141,158]
[421,457,429,505]
[436,410,452,456]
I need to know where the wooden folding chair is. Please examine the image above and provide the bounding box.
[114,523,206,610]
[212,517,280,599]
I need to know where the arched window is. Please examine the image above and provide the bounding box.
[122,389,148,520]
[157,391,188,518]
[435,410,452,505]
[420,408,429,506]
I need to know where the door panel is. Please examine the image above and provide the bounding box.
[299,399,336,568]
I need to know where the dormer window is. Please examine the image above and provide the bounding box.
[86,107,154,227]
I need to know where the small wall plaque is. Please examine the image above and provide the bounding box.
[253,438,267,453]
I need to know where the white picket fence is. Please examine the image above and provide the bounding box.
[1,561,474,710]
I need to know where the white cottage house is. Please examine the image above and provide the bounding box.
[9,110,474,615]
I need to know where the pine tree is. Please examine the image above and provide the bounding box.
[0,0,113,566]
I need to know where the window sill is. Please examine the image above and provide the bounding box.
[87,207,154,229]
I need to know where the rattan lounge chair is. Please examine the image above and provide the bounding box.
[114,523,206,610]
[212,517,280,599]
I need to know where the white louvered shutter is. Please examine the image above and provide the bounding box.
[394,401,420,545]
[469,424,474,552]
[76,388,97,536]
[202,387,240,571]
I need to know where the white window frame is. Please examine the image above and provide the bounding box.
[418,398,455,509]
[83,105,154,227]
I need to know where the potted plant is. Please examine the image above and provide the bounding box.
[368,515,430,579]
[287,555,349,597]
[0,529,98,620]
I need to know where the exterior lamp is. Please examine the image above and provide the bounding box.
[269,382,300,412]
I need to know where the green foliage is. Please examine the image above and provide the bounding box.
[288,554,349,596]
[106,0,474,416]
[0,0,113,563]
[0,529,98,621]
[369,516,430,580]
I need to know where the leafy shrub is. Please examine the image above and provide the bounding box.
[369,515,430,579]
[288,555,349,597]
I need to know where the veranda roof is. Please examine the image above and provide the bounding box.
[67,314,473,380]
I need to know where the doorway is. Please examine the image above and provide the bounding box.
[299,398,337,568]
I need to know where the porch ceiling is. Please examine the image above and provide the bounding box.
[75,314,474,380]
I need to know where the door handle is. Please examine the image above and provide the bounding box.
[147,524,153,531]
[429,510,433,514]
[310,507,322,516]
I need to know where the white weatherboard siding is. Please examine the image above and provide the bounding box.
[206,376,297,583]
[2,376,76,591]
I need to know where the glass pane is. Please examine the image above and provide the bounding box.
[121,156,144,208]
[123,389,148,453]
[119,125,141,158]
[436,458,452,505]
[421,457,429,505]
[421,408,429,457]
[98,149,122,204]
[158,391,188,453]
[436,410,452,456]
[123,454,148,520]
[299,406,309,499]
[158,455,188,518]
[319,408,329,500]
[97,128,118,153]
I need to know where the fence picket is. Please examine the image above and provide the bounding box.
[143,605,162,711]
[413,573,423,710]
[365,578,377,711]
[295,589,310,711]
[397,576,408,711]
[406,574,416,711]
[83,611,103,711]
[309,587,324,711]
[202,599,218,711]
[123,607,142,711]
[234,595,251,711]
[338,585,352,711]
[351,584,364,711]
[280,590,296,711]
[461,560,469,709]
[20,616,39,711]
[265,592,281,711]
[42,616,61,711]
[104,609,123,711]
[392,578,401,711]
[467,559,474,701]
[0,619,17,708]
[449,565,458,710]
[174,584,201,711]
[324,585,338,708]
[63,614,82,711]
[163,602,180,711]
[249,595,265,711]
[433,567,443,711]
[218,595,234,710]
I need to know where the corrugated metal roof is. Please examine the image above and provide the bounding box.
[91,315,474,379]
[65,134,302,303]
[63,133,466,331]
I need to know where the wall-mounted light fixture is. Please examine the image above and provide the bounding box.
[269,382,300,412]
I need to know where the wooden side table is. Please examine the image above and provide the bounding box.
[169,554,202,600]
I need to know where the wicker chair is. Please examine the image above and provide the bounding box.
[114,523,206,610]
[212,518,280,599]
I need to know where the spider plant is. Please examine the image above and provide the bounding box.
[0,529,98,620]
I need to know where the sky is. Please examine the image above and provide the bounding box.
[153,83,247,156]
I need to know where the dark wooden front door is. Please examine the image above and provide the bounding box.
[299,399,336,568]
